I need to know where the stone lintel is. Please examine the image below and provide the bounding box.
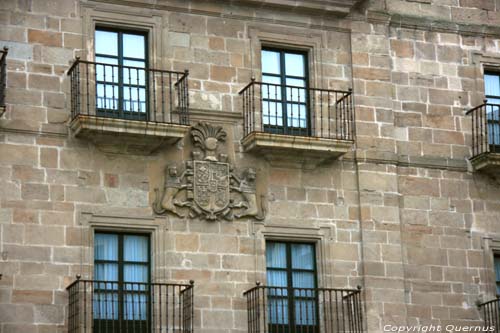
[69,115,189,155]
[219,0,359,16]
[241,131,353,168]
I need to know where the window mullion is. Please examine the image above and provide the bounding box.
[118,233,124,324]
[279,51,288,133]
[285,243,295,328]
[118,31,124,116]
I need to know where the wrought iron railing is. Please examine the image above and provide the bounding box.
[244,284,363,333]
[478,297,500,332]
[67,278,194,333]
[466,102,500,158]
[0,47,8,114]
[68,58,189,125]
[239,79,354,140]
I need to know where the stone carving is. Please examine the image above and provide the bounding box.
[231,168,265,220]
[152,165,190,217]
[153,122,266,221]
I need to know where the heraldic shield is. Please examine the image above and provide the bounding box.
[193,160,230,215]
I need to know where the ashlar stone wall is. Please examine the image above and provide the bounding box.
[0,0,499,332]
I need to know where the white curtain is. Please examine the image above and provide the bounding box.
[484,75,500,147]
[93,233,149,321]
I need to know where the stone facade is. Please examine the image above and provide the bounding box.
[0,0,499,332]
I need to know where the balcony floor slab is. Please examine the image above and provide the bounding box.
[69,115,189,155]
[241,131,353,168]
[471,152,500,176]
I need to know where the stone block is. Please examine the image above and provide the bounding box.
[28,74,60,91]
[12,290,52,304]
[175,234,200,252]
[210,65,236,82]
[207,17,244,38]
[390,39,414,58]
[28,29,62,47]
[21,183,49,200]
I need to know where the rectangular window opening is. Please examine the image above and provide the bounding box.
[484,70,500,149]
[95,27,148,120]
[261,47,310,136]
[266,241,318,332]
[93,231,151,332]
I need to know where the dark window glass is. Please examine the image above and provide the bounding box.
[494,254,500,295]
[95,28,147,119]
[261,48,309,135]
[93,232,150,332]
[266,241,317,331]
[484,72,500,147]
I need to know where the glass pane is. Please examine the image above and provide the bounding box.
[123,87,147,112]
[93,292,118,320]
[263,102,283,126]
[94,263,119,283]
[286,86,306,103]
[287,104,307,128]
[95,30,118,56]
[286,78,305,88]
[295,300,316,325]
[124,293,147,320]
[291,244,314,269]
[266,242,287,268]
[96,57,119,83]
[123,33,146,59]
[123,60,146,86]
[124,235,149,262]
[262,78,281,100]
[292,272,315,290]
[268,298,289,324]
[495,256,500,282]
[124,264,148,285]
[267,270,287,287]
[96,84,119,110]
[485,74,500,97]
[285,53,305,77]
[262,50,281,75]
[95,234,118,260]
[489,123,500,146]
[262,75,281,85]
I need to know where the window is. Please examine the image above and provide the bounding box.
[484,71,500,147]
[266,241,318,332]
[494,254,500,295]
[261,48,309,136]
[93,232,150,332]
[95,27,148,119]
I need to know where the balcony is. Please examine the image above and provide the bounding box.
[239,80,354,168]
[0,47,7,117]
[244,284,363,332]
[67,278,194,333]
[466,102,500,176]
[478,297,499,330]
[67,58,190,155]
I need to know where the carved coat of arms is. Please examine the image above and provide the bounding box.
[153,122,266,221]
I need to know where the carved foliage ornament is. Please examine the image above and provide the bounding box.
[153,122,266,221]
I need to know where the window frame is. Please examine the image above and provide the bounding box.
[494,253,500,296]
[94,26,149,120]
[261,47,311,136]
[93,230,151,331]
[484,70,500,102]
[266,240,319,332]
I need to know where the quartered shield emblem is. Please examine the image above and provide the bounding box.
[152,122,266,221]
[193,160,230,215]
